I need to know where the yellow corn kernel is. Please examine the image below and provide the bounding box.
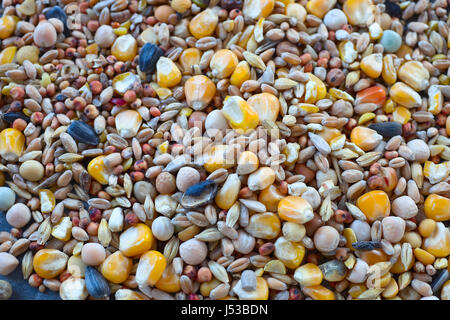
[317,127,341,143]
[390,82,422,108]
[306,73,327,102]
[119,223,154,257]
[350,126,382,151]
[392,106,411,124]
[303,285,335,300]
[339,40,358,64]
[157,141,169,154]
[294,263,323,286]
[204,144,234,173]
[360,53,383,78]
[155,87,172,99]
[237,151,259,175]
[348,284,366,298]
[343,228,357,251]
[230,61,251,87]
[238,25,255,49]
[111,34,137,62]
[259,185,284,212]
[358,112,376,125]
[39,189,55,214]
[414,248,436,266]
[115,289,149,300]
[157,57,181,88]
[222,96,259,131]
[246,92,280,123]
[424,194,450,222]
[441,280,450,300]
[0,128,25,162]
[189,9,219,39]
[115,109,143,138]
[428,85,443,115]
[0,46,16,64]
[100,251,133,284]
[282,143,300,166]
[88,155,112,185]
[391,255,414,274]
[200,278,221,297]
[179,48,201,73]
[0,16,17,39]
[382,279,399,299]
[382,55,397,85]
[51,216,72,242]
[274,237,305,269]
[112,72,139,96]
[278,196,314,224]
[136,250,167,287]
[397,61,430,92]
[155,264,181,293]
[243,0,274,20]
[245,212,281,239]
[306,0,336,18]
[297,104,319,116]
[422,222,450,258]
[184,75,216,111]
[423,161,449,185]
[304,80,317,104]
[215,173,241,210]
[369,22,383,40]
[329,88,355,102]
[210,49,238,79]
[113,27,128,36]
[418,219,437,238]
[356,190,390,222]
[235,277,269,300]
[33,249,68,279]
[359,249,389,265]
[86,43,98,55]
[343,0,376,26]
[383,98,395,114]
[285,3,306,22]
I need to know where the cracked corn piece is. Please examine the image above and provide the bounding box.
[423,161,449,185]
[0,46,16,64]
[356,190,390,222]
[305,73,327,103]
[115,109,142,138]
[209,49,239,79]
[424,194,450,222]
[39,189,55,214]
[246,93,280,123]
[350,126,382,151]
[136,250,167,287]
[112,72,140,96]
[278,196,314,224]
[389,82,422,108]
[33,249,68,279]
[88,155,113,185]
[51,216,72,242]
[119,223,154,257]
[115,289,148,300]
[360,53,383,78]
[222,96,259,132]
[428,85,443,115]
[189,9,219,39]
[184,75,216,111]
[111,34,138,62]
[157,57,182,88]
[397,61,430,92]
[392,106,411,124]
[243,0,275,20]
[342,0,376,26]
[306,0,337,18]
[0,128,25,162]
[100,251,133,284]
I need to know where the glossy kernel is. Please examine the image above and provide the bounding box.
[382,55,397,85]
[155,264,181,293]
[424,194,450,222]
[39,189,55,214]
[179,48,201,73]
[119,223,154,257]
[88,156,112,185]
[235,277,269,300]
[51,216,72,242]
[189,9,219,39]
[274,237,305,269]
[413,248,435,265]
[247,93,280,123]
[302,285,335,300]
[33,249,68,279]
[360,53,383,78]
[111,34,138,62]
[210,49,238,79]
[136,250,167,286]
[243,0,275,20]
[115,110,143,139]
[389,82,422,108]
[397,61,430,92]
[0,46,16,64]
[343,0,375,26]
[355,86,386,106]
[112,72,139,96]
[392,106,411,124]
[222,96,259,131]
[278,196,314,224]
[259,185,285,212]
[0,16,17,39]
[245,212,281,240]
[306,0,337,18]
[157,57,182,88]
[0,128,25,162]
[356,190,390,222]
[422,222,450,258]
[204,145,234,173]
[100,251,133,284]
[294,263,323,286]
[350,126,382,151]
[215,173,241,210]
[184,75,216,111]
[230,61,251,87]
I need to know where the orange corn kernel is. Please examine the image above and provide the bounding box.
[0,128,25,162]
[243,0,275,20]
[189,9,219,39]
[245,212,281,240]
[359,249,389,265]
[274,237,305,269]
[317,127,342,144]
[230,61,251,87]
[33,249,68,279]
[155,264,181,293]
[391,254,414,274]
[382,55,397,85]
[278,196,314,224]
[222,96,259,131]
[210,49,238,79]
[355,86,386,106]
[157,57,182,88]
[422,222,450,258]
[88,155,112,185]
[356,190,390,222]
[136,250,167,287]
[414,248,435,265]
[350,126,382,151]
[204,145,234,173]
[306,0,336,18]
[360,53,383,78]
[184,75,216,111]
[343,0,376,26]
[111,34,138,62]
[294,263,323,286]
[179,48,201,73]
[392,106,411,124]
[424,194,450,222]
[100,251,133,284]
[258,185,285,212]
[246,93,280,123]
[119,223,154,257]
[302,285,335,300]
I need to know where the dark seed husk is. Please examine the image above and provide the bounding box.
[181,180,217,209]
[319,260,347,282]
[431,269,448,293]
[184,180,216,196]
[2,112,30,124]
[368,122,402,138]
[67,120,99,146]
[85,266,110,298]
[139,43,164,74]
[45,7,70,36]
[384,0,402,18]
[352,241,382,250]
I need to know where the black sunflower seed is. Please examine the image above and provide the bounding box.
[85,266,111,298]
[67,120,99,146]
[368,122,402,138]
[45,6,70,36]
[2,112,30,124]
[385,1,402,18]
[139,43,164,74]
[352,241,382,251]
[184,180,216,197]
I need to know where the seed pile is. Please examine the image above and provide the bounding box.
[0,0,449,301]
